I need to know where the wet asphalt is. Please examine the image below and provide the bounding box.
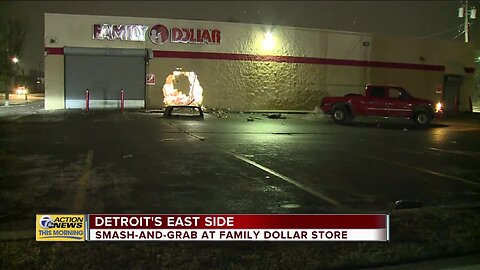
[0,110,479,234]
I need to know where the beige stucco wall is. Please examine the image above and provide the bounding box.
[369,68,443,100]
[370,35,476,65]
[44,55,64,110]
[147,48,375,110]
[45,13,476,111]
[369,34,476,111]
[44,13,373,59]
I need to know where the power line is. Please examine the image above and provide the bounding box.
[421,25,461,39]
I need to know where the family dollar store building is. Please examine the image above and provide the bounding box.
[44,13,477,112]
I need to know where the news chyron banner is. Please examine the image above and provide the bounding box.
[88,214,389,242]
[36,214,86,241]
[35,214,389,242]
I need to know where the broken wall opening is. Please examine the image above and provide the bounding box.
[162,70,204,106]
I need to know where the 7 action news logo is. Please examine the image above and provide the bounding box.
[36,214,86,241]
[38,215,83,229]
[39,215,54,228]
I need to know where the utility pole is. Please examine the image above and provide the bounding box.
[465,0,469,42]
[459,0,477,43]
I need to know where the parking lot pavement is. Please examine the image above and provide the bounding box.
[0,110,479,236]
[0,93,44,105]
[0,100,45,119]
[366,254,480,270]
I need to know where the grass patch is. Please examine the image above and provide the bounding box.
[1,206,479,269]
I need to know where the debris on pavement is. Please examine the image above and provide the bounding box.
[215,109,229,119]
[266,113,286,119]
[403,128,408,131]
[247,117,254,122]
[281,203,301,209]
[395,200,422,209]
[122,154,133,159]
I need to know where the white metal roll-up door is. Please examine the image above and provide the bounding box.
[64,47,146,109]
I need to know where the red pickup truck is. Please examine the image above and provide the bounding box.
[320,84,442,125]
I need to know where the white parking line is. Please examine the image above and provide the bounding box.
[167,122,344,208]
[428,147,480,158]
[230,153,342,207]
[344,150,480,187]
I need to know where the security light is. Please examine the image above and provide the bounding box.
[262,32,275,50]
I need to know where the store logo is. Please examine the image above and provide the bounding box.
[149,24,170,44]
[149,24,221,45]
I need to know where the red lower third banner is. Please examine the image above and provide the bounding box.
[87,214,389,242]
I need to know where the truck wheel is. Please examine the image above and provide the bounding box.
[332,106,352,124]
[413,110,432,126]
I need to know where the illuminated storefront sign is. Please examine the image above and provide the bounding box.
[149,25,221,44]
[92,23,221,44]
[93,24,149,41]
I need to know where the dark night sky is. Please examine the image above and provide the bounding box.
[0,1,478,76]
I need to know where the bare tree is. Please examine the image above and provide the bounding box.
[0,19,26,106]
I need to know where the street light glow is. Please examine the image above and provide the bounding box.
[12,57,19,63]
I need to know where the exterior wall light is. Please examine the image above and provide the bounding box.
[262,32,275,50]
[12,57,19,63]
